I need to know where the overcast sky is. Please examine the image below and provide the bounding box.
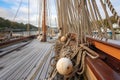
[0,0,120,27]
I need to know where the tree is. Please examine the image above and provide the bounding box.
[0,17,38,31]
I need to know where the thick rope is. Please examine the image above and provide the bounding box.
[100,0,116,40]
[49,36,99,79]
[105,0,120,27]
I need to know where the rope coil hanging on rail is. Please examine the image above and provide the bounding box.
[48,33,99,80]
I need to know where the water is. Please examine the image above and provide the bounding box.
[116,34,120,40]
[13,31,120,40]
[13,31,38,37]
[108,33,120,40]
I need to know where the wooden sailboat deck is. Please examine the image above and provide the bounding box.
[0,39,55,80]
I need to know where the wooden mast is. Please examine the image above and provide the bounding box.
[41,0,47,42]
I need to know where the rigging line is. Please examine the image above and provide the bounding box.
[100,0,116,40]
[86,0,98,38]
[85,2,92,36]
[27,0,30,35]
[63,0,68,34]
[105,0,120,27]
[83,1,90,40]
[67,0,72,31]
[59,0,65,35]
[88,0,103,39]
[38,0,42,34]
[54,0,58,27]
[66,3,72,33]
[70,0,78,33]
[56,0,64,36]
[68,0,73,33]
[13,0,23,21]
[48,0,51,27]
[87,0,98,32]
[91,0,103,38]
[36,0,39,27]
[56,0,61,30]
[72,0,78,33]
[93,0,108,39]
[69,0,77,33]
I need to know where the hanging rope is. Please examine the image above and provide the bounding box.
[100,0,116,40]
[37,0,42,35]
[27,0,30,36]
[49,34,99,79]
[93,0,108,39]
[49,0,119,79]
[105,0,120,27]
[13,0,23,21]
[10,0,23,38]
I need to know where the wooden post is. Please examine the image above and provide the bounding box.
[42,0,47,42]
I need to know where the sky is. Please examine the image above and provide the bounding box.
[0,0,57,27]
[0,0,120,27]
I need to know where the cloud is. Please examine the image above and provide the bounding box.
[91,0,120,19]
[110,0,120,15]
[1,0,119,27]
[0,0,39,26]
[113,5,120,15]
[0,7,14,19]
[47,14,57,27]
[0,0,57,27]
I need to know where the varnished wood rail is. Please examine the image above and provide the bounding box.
[0,35,36,48]
[86,36,120,60]
[86,57,120,80]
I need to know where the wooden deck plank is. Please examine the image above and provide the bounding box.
[0,40,34,65]
[0,39,55,80]
[0,48,39,80]
[38,50,53,79]
[7,48,42,80]
[0,41,31,57]
[0,43,36,69]
[45,51,55,79]
[19,45,52,80]
[0,47,33,68]
[0,43,30,64]
[29,45,53,80]
[34,61,46,80]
